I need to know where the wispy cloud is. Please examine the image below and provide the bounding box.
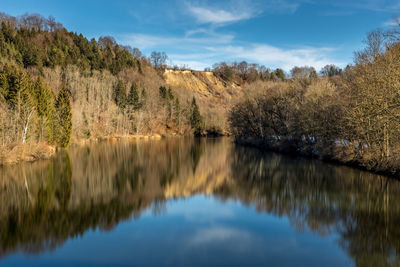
[210,44,345,71]
[383,19,399,27]
[188,226,252,245]
[119,0,349,71]
[119,33,348,71]
[185,0,300,26]
[187,5,255,24]
[122,32,234,50]
[119,31,344,71]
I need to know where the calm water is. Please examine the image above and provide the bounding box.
[0,138,399,267]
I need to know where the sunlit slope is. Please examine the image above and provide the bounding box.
[164,69,239,97]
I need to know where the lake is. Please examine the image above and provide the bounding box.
[0,138,399,267]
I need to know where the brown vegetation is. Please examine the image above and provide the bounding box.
[230,29,400,175]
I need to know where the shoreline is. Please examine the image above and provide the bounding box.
[0,132,229,166]
[0,142,56,166]
[0,133,191,166]
[234,138,400,179]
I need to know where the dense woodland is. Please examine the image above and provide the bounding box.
[0,12,290,159]
[2,12,400,175]
[230,26,400,175]
[0,12,212,160]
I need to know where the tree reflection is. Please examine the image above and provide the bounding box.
[0,138,399,266]
[227,146,400,267]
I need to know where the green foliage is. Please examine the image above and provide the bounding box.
[190,97,203,135]
[167,87,174,101]
[127,82,140,110]
[0,64,37,143]
[159,86,167,99]
[0,13,144,75]
[273,68,286,81]
[113,80,127,111]
[34,77,54,141]
[34,77,52,117]
[55,86,72,147]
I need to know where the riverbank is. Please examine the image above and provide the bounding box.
[0,141,56,166]
[234,137,400,178]
[0,133,183,166]
[70,134,167,146]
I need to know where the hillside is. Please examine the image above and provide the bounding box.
[0,12,297,164]
[0,12,250,164]
[163,69,244,134]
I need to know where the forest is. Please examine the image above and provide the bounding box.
[0,12,289,163]
[0,12,216,163]
[1,12,400,176]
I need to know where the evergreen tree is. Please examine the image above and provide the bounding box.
[273,68,286,81]
[190,97,203,136]
[167,87,174,101]
[113,80,127,111]
[55,86,72,147]
[0,65,36,143]
[159,86,167,99]
[128,82,140,110]
[34,76,54,141]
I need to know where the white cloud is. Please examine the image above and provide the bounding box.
[119,31,344,71]
[185,0,301,26]
[211,44,345,71]
[188,226,251,245]
[187,5,255,24]
[122,32,234,50]
[118,0,346,72]
[383,19,399,27]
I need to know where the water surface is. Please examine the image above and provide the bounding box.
[0,138,399,266]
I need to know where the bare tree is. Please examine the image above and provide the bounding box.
[150,51,168,68]
[355,29,385,64]
[98,36,117,49]
[320,65,342,77]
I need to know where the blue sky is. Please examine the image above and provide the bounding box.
[1,0,400,71]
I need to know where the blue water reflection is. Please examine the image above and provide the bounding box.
[0,138,398,266]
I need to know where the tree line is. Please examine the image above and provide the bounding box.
[0,63,71,147]
[0,13,143,74]
[229,27,400,175]
[0,12,210,156]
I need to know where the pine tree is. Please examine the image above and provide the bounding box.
[113,80,127,111]
[190,97,202,136]
[128,82,140,110]
[167,87,174,101]
[1,65,36,143]
[34,77,54,141]
[55,86,72,147]
[159,86,167,99]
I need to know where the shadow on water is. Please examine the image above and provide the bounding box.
[0,137,399,266]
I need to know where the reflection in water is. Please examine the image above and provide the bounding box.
[0,138,399,266]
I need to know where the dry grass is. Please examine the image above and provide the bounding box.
[0,141,56,165]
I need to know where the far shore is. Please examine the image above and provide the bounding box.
[0,133,183,166]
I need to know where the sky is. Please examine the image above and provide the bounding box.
[1,0,400,71]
